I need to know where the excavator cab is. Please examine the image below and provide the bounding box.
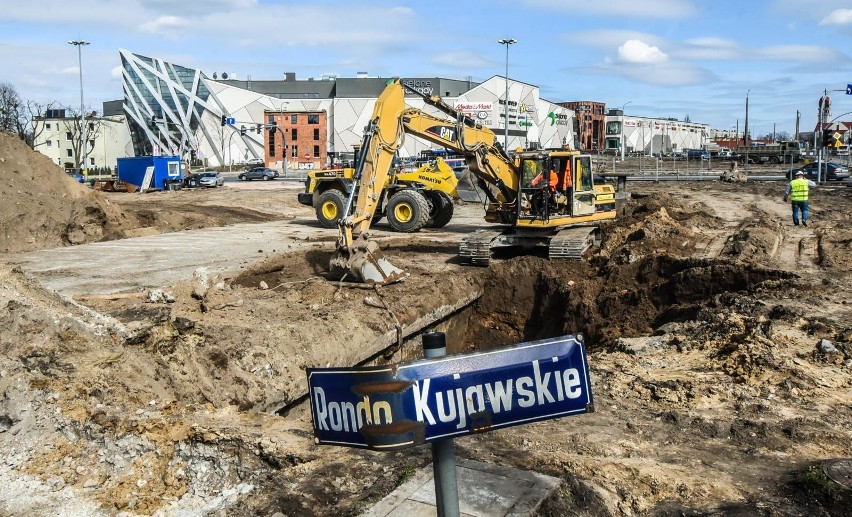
[519,156,553,221]
[517,152,592,221]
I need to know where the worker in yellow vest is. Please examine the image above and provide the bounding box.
[783,170,816,226]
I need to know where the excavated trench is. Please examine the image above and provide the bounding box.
[426,254,794,356]
[268,247,795,418]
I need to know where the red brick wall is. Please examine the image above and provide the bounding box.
[264,111,328,168]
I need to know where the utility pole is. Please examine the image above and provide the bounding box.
[744,90,750,173]
[498,38,516,151]
[620,101,632,162]
[795,110,800,143]
[69,39,90,174]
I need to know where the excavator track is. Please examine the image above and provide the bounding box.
[459,230,504,266]
[548,226,599,260]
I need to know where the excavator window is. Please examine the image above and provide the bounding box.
[522,159,543,187]
[577,156,593,191]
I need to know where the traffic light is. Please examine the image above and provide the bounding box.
[823,129,835,148]
[190,149,197,161]
[240,125,246,136]
[221,115,227,126]
[256,123,262,134]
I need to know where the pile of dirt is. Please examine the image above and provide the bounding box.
[0,131,131,253]
[0,180,850,515]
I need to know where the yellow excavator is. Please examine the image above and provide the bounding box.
[331,79,617,283]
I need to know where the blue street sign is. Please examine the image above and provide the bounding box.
[306,335,593,451]
[226,117,236,125]
[847,84,852,95]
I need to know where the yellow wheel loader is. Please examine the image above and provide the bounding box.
[297,158,459,231]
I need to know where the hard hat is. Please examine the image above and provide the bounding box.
[795,170,804,176]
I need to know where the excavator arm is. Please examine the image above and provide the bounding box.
[397,108,519,205]
[330,78,525,283]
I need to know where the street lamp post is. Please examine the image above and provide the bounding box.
[620,101,632,161]
[744,90,750,173]
[227,129,239,173]
[68,40,90,174]
[278,101,289,177]
[498,38,517,151]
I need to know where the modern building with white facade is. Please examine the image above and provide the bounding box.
[604,111,710,156]
[119,50,577,169]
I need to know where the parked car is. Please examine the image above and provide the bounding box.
[788,162,850,181]
[197,171,224,187]
[686,149,710,160]
[66,171,85,183]
[718,150,734,159]
[238,167,279,181]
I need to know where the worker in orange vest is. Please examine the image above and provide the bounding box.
[530,168,558,191]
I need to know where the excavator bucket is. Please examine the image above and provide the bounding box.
[329,234,407,284]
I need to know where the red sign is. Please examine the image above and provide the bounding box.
[304,154,310,160]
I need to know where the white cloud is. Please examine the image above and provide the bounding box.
[677,37,742,60]
[619,62,714,87]
[820,9,852,25]
[618,40,668,64]
[564,30,664,49]
[756,44,852,63]
[431,50,493,69]
[140,15,188,35]
[571,61,714,87]
[524,0,696,18]
[138,0,256,16]
[110,65,123,80]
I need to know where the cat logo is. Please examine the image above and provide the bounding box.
[426,125,457,142]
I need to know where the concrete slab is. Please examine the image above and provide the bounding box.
[363,458,560,517]
[5,205,486,298]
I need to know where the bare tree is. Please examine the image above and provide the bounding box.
[21,100,59,148]
[0,82,22,134]
[60,108,104,170]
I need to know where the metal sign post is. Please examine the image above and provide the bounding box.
[423,332,460,517]
[307,333,593,515]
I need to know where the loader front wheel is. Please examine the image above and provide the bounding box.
[387,190,429,233]
[315,189,347,228]
[425,191,454,228]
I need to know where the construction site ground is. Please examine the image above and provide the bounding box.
[1,134,851,516]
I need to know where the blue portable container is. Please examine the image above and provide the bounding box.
[116,156,183,190]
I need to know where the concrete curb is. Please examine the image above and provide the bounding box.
[363,458,561,517]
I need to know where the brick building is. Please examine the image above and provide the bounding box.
[264,110,328,171]
[559,101,605,152]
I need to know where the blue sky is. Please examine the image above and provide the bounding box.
[2,0,852,136]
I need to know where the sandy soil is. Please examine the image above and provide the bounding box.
[0,137,850,516]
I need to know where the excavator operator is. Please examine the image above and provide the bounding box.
[552,159,572,210]
[530,167,558,191]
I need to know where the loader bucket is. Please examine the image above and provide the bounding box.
[454,167,487,203]
[329,235,407,284]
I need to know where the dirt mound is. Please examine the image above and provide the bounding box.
[0,131,130,253]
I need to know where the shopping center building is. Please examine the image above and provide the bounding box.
[119,50,578,170]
